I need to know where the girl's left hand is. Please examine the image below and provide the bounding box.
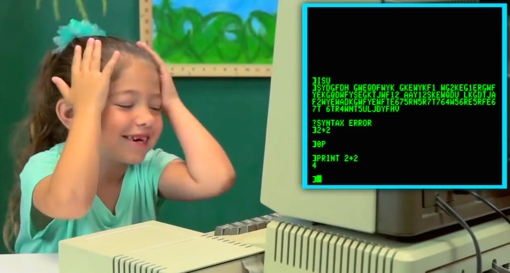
[136,42,180,106]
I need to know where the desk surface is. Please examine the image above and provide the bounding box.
[0,254,58,273]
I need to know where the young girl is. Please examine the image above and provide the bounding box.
[2,20,236,253]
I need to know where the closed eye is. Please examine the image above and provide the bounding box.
[117,104,133,109]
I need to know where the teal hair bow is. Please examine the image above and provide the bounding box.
[52,19,106,53]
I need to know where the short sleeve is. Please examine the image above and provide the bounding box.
[141,149,180,198]
[20,151,59,194]
[19,145,61,238]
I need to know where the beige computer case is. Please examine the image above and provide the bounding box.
[59,221,264,273]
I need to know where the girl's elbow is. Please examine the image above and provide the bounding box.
[35,190,93,220]
[40,201,91,220]
[220,169,236,192]
[50,196,93,219]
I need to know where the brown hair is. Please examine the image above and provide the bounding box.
[2,36,159,252]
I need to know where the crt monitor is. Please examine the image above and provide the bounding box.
[260,0,510,238]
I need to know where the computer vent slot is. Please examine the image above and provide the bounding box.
[271,221,399,273]
[112,255,166,273]
[201,234,254,248]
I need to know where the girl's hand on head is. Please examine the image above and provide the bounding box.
[52,38,120,113]
[136,42,179,108]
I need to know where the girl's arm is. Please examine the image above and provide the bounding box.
[33,110,102,219]
[33,39,119,219]
[157,99,236,201]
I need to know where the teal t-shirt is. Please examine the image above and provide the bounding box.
[15,143,178,253]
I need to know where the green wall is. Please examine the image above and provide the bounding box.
[0,0,271,253]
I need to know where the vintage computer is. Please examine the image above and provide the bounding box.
[55,0,510,272]
[260,0,510,272]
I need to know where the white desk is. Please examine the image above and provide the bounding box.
[0,254,58,273]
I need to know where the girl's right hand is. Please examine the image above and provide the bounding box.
[52,38,120,113]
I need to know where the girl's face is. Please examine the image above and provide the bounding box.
[100,57,163,165]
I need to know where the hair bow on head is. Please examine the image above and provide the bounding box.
[52,19,107,53]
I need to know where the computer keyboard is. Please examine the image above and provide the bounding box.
[214,213,279,236]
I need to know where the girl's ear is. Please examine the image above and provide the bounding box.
[55,98,74,129]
